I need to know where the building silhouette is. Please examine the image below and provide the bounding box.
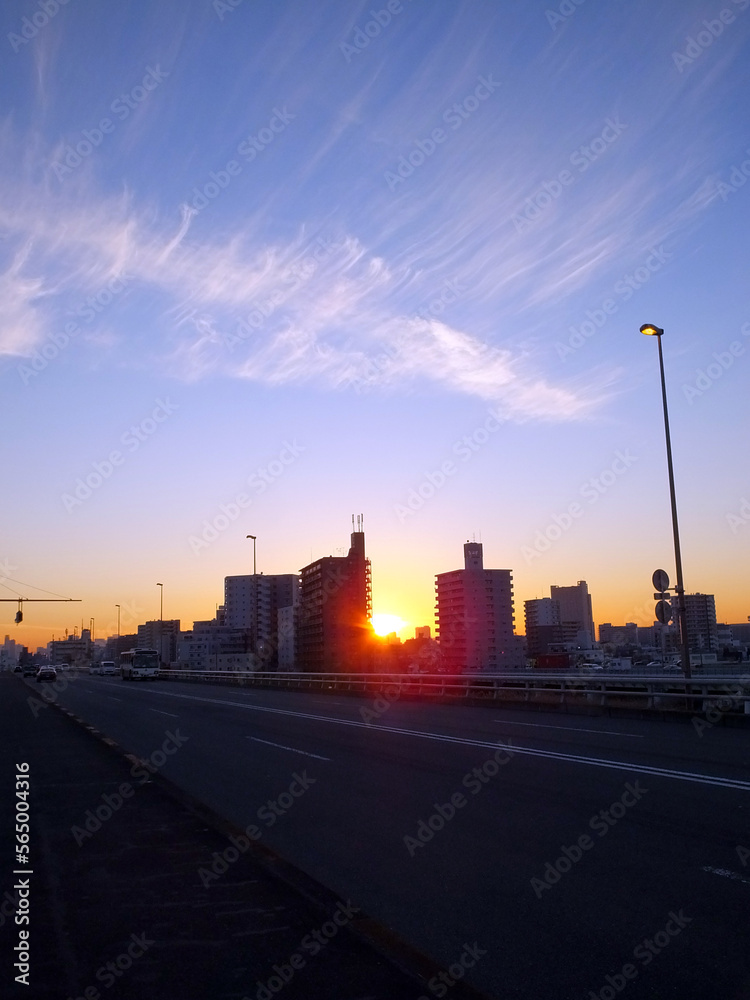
[297,516,373,672]
[224,574,299,670]
[550,581,596,647]
[137,619,181,665]
[673,592,718,652]
[435,542,524,672]
[524,597,563,658]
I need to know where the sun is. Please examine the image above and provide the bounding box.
[370,614,407,637]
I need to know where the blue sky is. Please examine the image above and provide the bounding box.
[2,0,749,646]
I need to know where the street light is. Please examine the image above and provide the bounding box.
[640,323,691,678]
[115,604,121,638]
[246,535,258,669]
[156,583,164,667]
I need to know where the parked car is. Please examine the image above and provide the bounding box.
[36,667,57,683]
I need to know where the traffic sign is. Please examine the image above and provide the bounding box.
[652,569,670,592]
[655,600,673,624]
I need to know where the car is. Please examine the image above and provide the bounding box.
[100,661,117,676]
[13,665,22,673]
[22,665,36,677]
[36,667,57,683]
[89,664,101,675]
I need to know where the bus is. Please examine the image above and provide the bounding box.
[120,648,160,681]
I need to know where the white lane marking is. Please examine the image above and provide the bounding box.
[122,687,750,792]
[247,737,330,761]
[149,708,179,718]
[103,696,122,702]
[702,866,750,885]
[492,719,644,738]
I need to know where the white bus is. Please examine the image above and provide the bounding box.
[120,648,160,681]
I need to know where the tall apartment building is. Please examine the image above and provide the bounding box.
[297,516,372,672]
[137,620,181,665]
[224,574,299,670]
[435,542,524,672]
[550,581,596,647]
[524,597,563,658]
[673,593,718,652]
[177,619,255,672]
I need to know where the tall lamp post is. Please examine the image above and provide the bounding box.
[115,604,121,638]
[640,323,691,679]
[246,535,258,668]
[156,583,164,667]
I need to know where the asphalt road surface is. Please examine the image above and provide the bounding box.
[31,674,750,999]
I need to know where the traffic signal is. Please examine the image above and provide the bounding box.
[15,610,23,623]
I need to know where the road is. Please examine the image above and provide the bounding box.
[33,673,750,999]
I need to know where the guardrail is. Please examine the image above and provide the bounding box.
[156,669,750,722]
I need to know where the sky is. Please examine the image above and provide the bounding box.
[1,0,749,649]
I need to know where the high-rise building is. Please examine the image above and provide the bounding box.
[435,542,524,672]
[297,516,373,672]
[137,620,181,665]
[673,593,718,652]
[524,598,563,658]
[550,581,596,647]
[224,574,299,670]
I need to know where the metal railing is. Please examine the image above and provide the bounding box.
[155,668,750,722]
